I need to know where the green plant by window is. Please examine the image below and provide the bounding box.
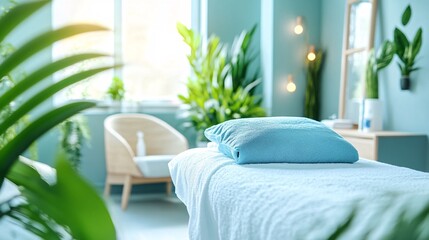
[177,23,265,137]
[107,75,125,101]
[394,4,422,77]
[0,1,116,238]
[365,41,395,99]
[58,115,90,169]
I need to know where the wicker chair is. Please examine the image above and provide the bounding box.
[104,113,188,210]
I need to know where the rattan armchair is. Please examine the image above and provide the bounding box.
[104,113,188,210]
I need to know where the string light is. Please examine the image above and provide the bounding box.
[307,45,316,61]
[294,16,303,35]
[286,75,296,93]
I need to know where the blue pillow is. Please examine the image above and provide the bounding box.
[204,117,359,164]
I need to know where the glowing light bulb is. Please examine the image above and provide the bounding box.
[294,25,303,35]
[307,45,316,61]
[293,16,303,35]
[286,75,296,93]
[307,52,316,61]
[287,82,296,92]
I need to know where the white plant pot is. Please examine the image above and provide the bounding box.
[361,99,383,132]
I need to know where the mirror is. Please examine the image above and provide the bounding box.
[339,0,377,123]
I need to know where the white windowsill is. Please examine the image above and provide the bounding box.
[80,99,181,115]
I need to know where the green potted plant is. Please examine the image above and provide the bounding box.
[107,75,125,105]
[362,40,394,132]
[0,1,116,238]
[365,41,395,99]
[393,4,423,90]
[177,23,265,145]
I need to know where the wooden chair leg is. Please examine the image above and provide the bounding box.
[166,181,172,196]
[104,179,111,197]
[121,176,132,210]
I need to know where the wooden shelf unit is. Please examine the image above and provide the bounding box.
[334,129,427,171]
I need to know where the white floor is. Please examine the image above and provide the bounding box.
[107,194,189,240]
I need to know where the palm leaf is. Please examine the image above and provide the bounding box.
[8,157,116,239]
[0,101,95,179]
[0,53,107,110]
[0,1,116,238]
[7,203,63,239]
[0,24,108,78]
[0,0,49,43]
[0,66,115,135]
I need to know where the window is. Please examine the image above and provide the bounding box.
[53,0,193,104]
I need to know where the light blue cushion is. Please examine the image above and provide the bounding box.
[204,117,359,164]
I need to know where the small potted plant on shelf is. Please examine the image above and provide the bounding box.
[362,40,395,132]
[365,41,395,99]
[393,4,423,90]
[106,75,125,108]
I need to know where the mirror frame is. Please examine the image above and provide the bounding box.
[338,0,378,120]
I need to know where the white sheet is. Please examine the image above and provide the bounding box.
[169,148,429,240]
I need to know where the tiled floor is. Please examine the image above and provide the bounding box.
[107,194,189,240]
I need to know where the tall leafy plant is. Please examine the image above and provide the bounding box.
[394,5,422,78]
[177,23,265,137]
[365,41,395,99]
[304,49,323,120]
[0,1,116,238]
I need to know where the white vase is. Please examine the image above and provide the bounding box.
[361,99,383,132]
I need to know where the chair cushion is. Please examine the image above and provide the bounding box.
[134,155,176,178]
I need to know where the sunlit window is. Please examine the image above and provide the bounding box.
[53,0,192,103]
[122,0,191,101]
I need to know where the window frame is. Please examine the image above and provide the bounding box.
[52,0,202,109]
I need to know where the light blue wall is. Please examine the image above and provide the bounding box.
[270,0,322,116]
[319,0,345,120]
[205,0,261,88]
[206,0,260,46]
[320,0,429,170]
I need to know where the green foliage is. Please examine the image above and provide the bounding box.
[304,50,323,120]
[107,76,125,101]
[177,23,265,134]
[401,5,411,25]
[365,41,395,99]
[327,194,429,240]
[0,0,116,238]
[58,115,90,169]
[393,4,422,76]
[7,156,116,239]
[0,23,37,159]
